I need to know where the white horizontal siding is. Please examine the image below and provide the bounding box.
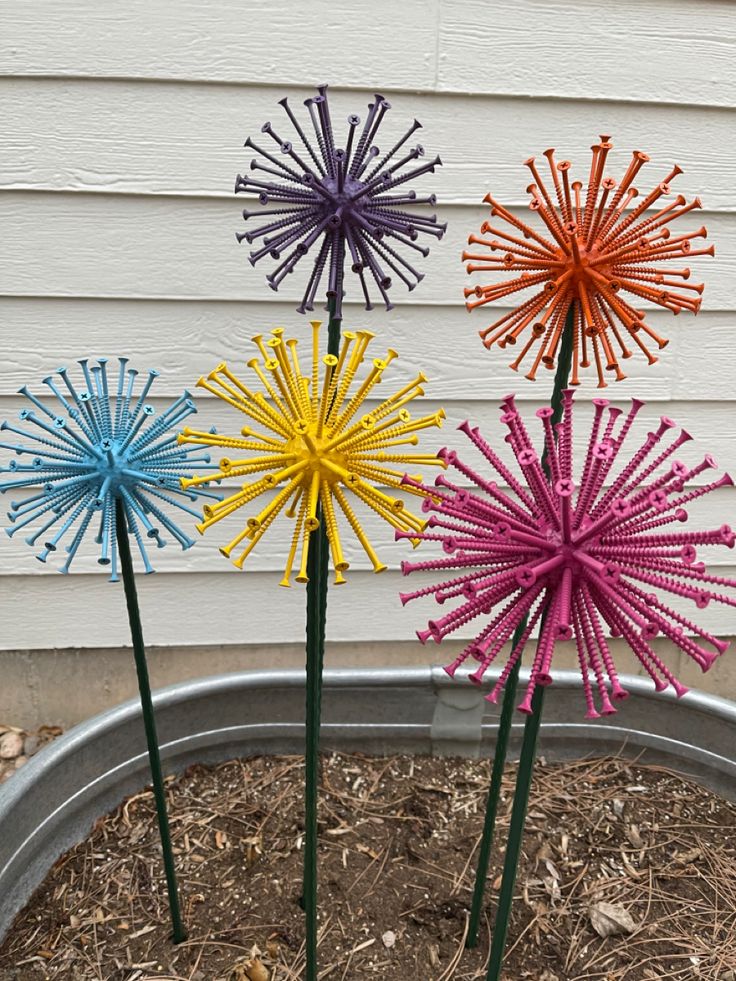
[0,302,736,402]
[2,394,735,478]
[438,0,736,108]
[1,0,735,662]
[1,568,733,651]
[1,298,734,401]
[0,195,730,306]
[2,484,733,576]
[1,0,734,108]
[3,388,734,570]
[1,78,734,207]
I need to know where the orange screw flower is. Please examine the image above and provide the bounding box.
[463,137,713,387]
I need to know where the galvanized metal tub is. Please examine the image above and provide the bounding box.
[1,665,735,941]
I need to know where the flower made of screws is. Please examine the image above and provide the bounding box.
[0,359,219,579]
[464,137,712,387]
[235,84,445,319]
[180,324,445,584]
[400,391,734,717]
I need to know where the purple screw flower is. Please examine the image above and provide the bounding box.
[235,84,445,318]
[400,391,735,717]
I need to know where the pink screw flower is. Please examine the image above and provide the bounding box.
[400,392,735,717]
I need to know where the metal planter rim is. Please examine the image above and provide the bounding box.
[1,665,735,942]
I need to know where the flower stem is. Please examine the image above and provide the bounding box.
[465,647,523,948]
[303,511,323,981]
[484,304,575,980]
[484,683,545,980]
[115,497,187,944]
[303,294,341,981]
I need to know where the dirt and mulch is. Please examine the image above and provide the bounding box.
[1,751,735,981]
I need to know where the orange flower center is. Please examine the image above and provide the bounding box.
[558,235,610,292]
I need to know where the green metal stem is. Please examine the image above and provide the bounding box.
[484,305,576,980]
[115,498,186,944]
[303,513,324,981]
[485,684,545,979]
[466,306,577,948]
[317,306,342,711]
[465,641,523,947]
[303,295,342,981]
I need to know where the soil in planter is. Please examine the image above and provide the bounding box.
[1,753,735,981]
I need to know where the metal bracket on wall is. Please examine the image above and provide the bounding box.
[430,665,486,757]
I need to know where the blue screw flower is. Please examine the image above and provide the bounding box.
[0,358,219,579]
[235,84,446,319]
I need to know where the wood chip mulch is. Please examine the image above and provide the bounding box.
[1,752,735,980]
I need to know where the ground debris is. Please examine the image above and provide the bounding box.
[0,752,734,980]
[589,900,637,938]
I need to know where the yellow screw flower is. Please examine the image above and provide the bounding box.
[180,323,445,585]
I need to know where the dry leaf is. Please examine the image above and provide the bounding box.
[544,858,560,881]
[534,841,554,867]
[626,824,644,848]
[345,938,375,956]
[620,849,641,880]
[543,876,561,903]
[245,957,270,981]
[589,901,636,938]
[675,846,702,865]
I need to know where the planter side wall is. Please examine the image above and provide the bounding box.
[1,667,735,942]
